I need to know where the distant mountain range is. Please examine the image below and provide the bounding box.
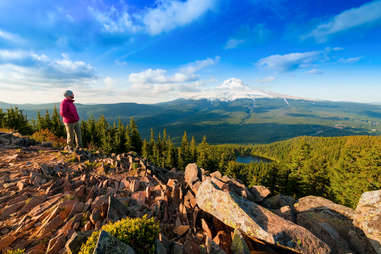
[1,96,381,144]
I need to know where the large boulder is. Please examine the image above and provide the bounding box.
[185,163,202,186]
[184,163,202,194]
[65,231,92,254]
[93,230,136,254]
[107,196,130,222]
[196,179,330,254]
[353,190,381,254]
[294,195,376,254]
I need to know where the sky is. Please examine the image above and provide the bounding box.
[0,0,380,104]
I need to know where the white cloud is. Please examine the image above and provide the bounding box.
[338,57,362,64]
[224,39,245,49]
[0,29,25,44]
[0,50,96,88]
[128,56,219,86]
[90,0,216,35]
[305,0,381,42]
[142,0,216,35]
[257,51,322,72]
[89,6,140,33]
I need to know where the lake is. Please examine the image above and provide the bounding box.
[236,155,271,163]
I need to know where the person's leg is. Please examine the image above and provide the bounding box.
[73,122,82,148]
[64,123,75,150]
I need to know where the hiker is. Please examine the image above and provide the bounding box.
[60,90,82,151]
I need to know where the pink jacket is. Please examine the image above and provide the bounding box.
[60,98,80,123]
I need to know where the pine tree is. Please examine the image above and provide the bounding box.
[127,118,142,154]
[43,110,52,130]
[180,131,191,168]
[165,139,176,169]
[51,106,65,137]
[114,119,126,153]
[142,139,150,159]
[197,136,209,169]
[190,136,197,163]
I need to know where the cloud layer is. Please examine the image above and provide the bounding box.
[305,0,381,42]
[90,0,217,35]
[0,50,96,88]
[257,51,322,72]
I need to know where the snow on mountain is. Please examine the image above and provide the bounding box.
[187,78,306,102]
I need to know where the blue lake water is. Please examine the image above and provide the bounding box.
[236,155,271,163]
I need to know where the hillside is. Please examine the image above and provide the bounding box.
[195,135,381,209]
[2,98,381,144]
[0,132,380,254]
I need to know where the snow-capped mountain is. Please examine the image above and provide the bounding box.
[187,78,308,102]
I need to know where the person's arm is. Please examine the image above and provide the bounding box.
[60,101,74,119]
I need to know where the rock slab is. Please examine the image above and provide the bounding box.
[354,190,381,254]
[196,179,331,254]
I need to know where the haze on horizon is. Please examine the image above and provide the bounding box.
[0,0,381,105]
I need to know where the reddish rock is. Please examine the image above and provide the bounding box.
[75,185,86,200]
[249,186,271,202]
[196,179,330,254]
[17,181,25,191]
[0,200,25,219]
[90,208,102,225]
[184,163,201,187]
[0,234,17,250]
[211,177,228,190]
[202,218,213,240]
[184,191,197,209]
[294,195,375,254]
[131,190,146,205]
[46,234,66,254]
[37,215,64,238]
[173,225,190,237]
[354,190,381,254]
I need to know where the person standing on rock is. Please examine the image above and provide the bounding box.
[60,90,82,151]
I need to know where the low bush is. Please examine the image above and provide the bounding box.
[79,215,160,254]
[6,249,25,254]
[31,129,66,148]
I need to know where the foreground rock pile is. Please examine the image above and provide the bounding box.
[0,132,380,254]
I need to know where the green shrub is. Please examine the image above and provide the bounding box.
[31,129,66,148]
[79,215,160,254]
[6,249,25,254]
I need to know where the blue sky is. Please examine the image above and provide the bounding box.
[0,0,380,104]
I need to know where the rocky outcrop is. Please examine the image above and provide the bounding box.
[294,195,376,254]
[353,190,381,254]
[0,132,36,147]
[0,132,379,254]
[196,178,331,254]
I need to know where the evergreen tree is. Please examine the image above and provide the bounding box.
[114,119,126,153]
[197,136,209,169]
[51,106,65,137]
[190,136,197,163]
[142,139,150,159]
[127,118,142,154]
[165,139,176,169]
